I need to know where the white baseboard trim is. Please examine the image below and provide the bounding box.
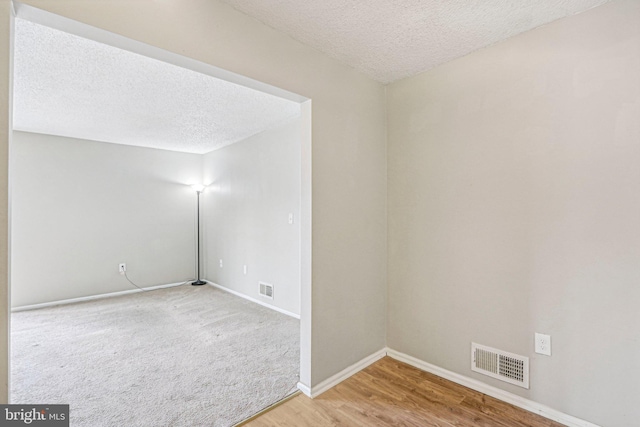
[297,382,311,397]
[307,348,387,398]
[207,281,300,320]
[11,281,188,312]
[386,348,601,427]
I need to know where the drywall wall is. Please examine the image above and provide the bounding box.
[0,0,11,403]
[10,0,388,392]
[10,131,202,307]
[202,119,301,316]
[387,1,639,426]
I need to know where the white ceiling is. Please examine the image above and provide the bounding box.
[14,2,610,151]
[13,18,301,154]
[221,0,610,83]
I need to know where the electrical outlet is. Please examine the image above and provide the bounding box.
[535,333,551,356]
[119,263,126,275]
[243,265,247,275]
[219,259,223,268]
[288,213,294,225]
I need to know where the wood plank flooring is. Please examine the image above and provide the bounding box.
[242,357,565,427]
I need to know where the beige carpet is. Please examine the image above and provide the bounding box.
[11,285,300,427]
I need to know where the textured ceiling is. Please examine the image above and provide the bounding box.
[221,0,610,83]
[13,18,301,154]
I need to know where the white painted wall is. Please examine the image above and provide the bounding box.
[9,0,388,392]
[202,119,301,316]
[10,131,202,307]
[0,0,11,403]
[387,1,640,426]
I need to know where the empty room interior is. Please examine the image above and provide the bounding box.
[9,7,308,427]
[1,0,639,426]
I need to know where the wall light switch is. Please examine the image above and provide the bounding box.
[288,213,294,225]
[243,265,247,275]
[535,333,551,356]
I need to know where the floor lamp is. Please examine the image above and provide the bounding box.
[191,184,207,286]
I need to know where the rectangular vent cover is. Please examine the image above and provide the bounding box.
[471,343,529,389]
[259,282,273,299]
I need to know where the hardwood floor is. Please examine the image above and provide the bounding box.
[242,357,565,427]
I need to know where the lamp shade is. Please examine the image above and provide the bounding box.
[191,184,205,193]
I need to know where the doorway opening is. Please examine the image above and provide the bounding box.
[9,4,312,426]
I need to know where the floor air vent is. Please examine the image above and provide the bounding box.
[471,343,529,389]
[259,282,273,299]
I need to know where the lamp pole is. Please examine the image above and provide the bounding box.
[191,185,206,286]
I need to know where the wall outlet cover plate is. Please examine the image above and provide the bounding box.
[535,333,551,356]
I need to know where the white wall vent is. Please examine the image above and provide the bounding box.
[471,343,529,389]
[259,282,273,299]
